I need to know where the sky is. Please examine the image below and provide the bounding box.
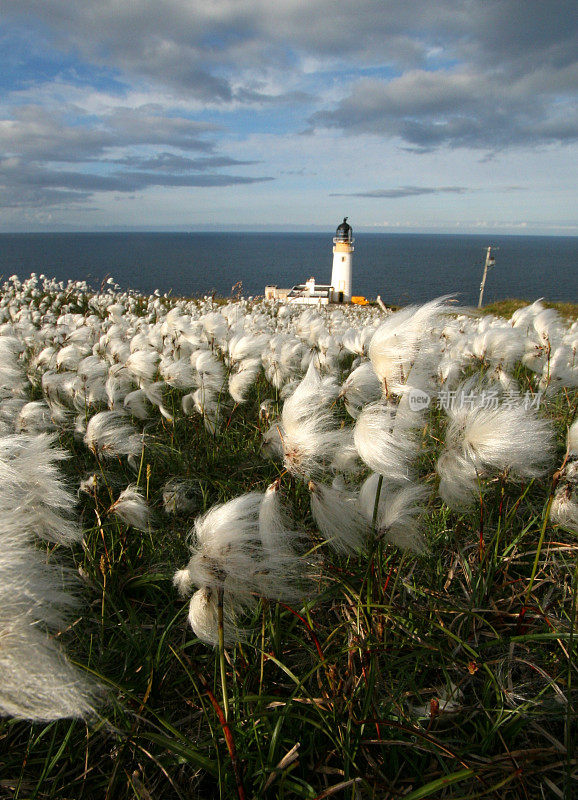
[0,0,576,234]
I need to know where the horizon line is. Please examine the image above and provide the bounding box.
[0,226,576,238]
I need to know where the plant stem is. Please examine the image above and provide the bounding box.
[365,474,384,615]
[136,443,146,487]
[523,487,556,609]
[217,587,230,723]
[372,475,383,530]
[565,556,578,799]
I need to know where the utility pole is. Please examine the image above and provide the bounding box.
[478,246,496,309]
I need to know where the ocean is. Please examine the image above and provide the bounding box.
[0,232,576,306]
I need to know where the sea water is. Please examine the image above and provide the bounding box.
[0,232,575,305]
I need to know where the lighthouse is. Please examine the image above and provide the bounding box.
[331,217,354,302]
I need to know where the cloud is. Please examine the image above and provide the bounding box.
[0,0,336,103]
[2,2,576,138]
[7,1,572,154]
[0,159,273,208]
[112,153,257,171]
[331,185,470,198]
[0,185,91,209]
[0,104,271,208]
[310,64,578,149]
[0,105,218,163]
[0,0,576,224]
[2,1,575,94]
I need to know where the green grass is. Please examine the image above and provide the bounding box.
[1,277,577,800]
[365,298,577,321]
[1,372,576,800]
[479,298,578,320]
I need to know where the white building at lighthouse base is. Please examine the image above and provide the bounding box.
[264,218,364,306]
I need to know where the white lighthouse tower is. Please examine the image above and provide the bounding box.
[331,217,354,302]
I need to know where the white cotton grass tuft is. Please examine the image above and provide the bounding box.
[309,480,370,554]
[469,326,526,372]
[436,380,556,510]
[359,474,429,553]
[1,537,98,720]
[452,386,555,476]
[174,492,312,645]
[0,446,96,720]
[0,510,80,630]
[551,461,578,532]
[159,357,197,390]
[76,355,109,405]
[173,567,195,597]
[228,333,269,365]
[330,438,364,475]
[105,364,135,410]
[107,484,150,530]
[41,371,77,408]
[84,410,143,459]
[260,421,284,462]
[537,342,577,394]
[259,398,277,423]
[79,473,99,496]
[340,361,382,419]
[0,612,96,720]
[228,357,261,403]
[201,312,228,346]
[140,381,174,421]
[55,343,90,371]
[568,419,578,458]
[278,362,342,478]
[368,296,454,392]
[190,386,228,434]
[259,479,307,558]
[124,350,160,383]
[0,335,27,400]
[353,402,416,482]
[192,349,226,394]
[0,433,82,545]
[15,400,57,434]
[43,397,73,431]
[123,388,153,419]
[256,486,312,601]
[187,587,245,647]
[0,397,27,429]
[437,450,480,510]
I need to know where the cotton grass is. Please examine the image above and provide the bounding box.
[174,491,312,644]
[436,380,556,510]
[1,273,577,796]
[0,433,95,720]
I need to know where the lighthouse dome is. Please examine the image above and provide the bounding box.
[335,217,352,242]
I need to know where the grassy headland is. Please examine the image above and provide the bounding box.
[0,279,576,799]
